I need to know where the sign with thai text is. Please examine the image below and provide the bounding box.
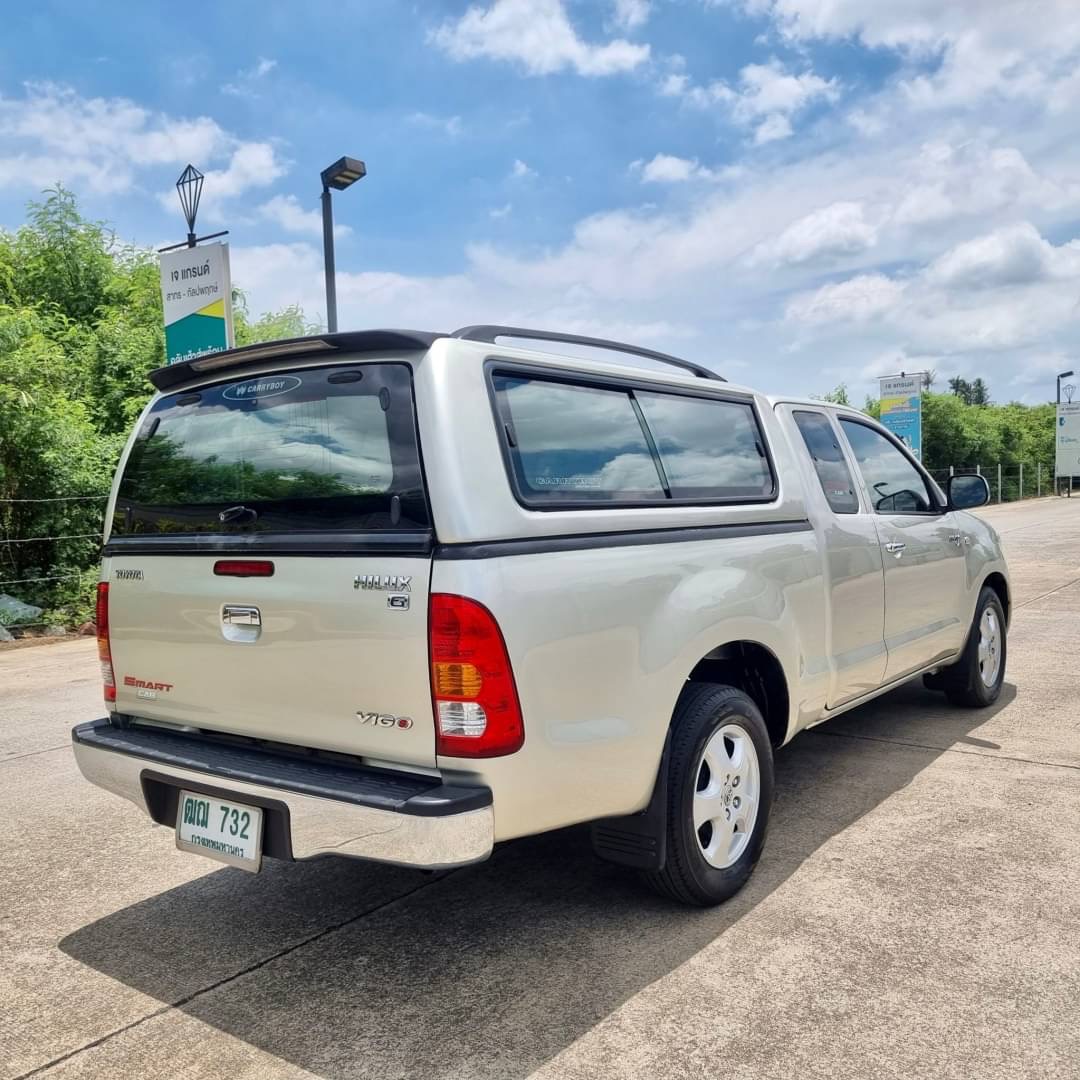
[159,242,234,364]
[1056,401,1080,478]
[879,374,923,460]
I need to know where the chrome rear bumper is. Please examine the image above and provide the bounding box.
[71,720,494,870]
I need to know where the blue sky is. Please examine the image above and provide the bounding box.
[2,0,1080,403]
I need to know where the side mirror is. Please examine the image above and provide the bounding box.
[947,473,990,510]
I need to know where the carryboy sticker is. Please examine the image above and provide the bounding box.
[222,375,302,402]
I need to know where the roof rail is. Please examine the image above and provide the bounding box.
[451,325,724,382]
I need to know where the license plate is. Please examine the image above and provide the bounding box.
[176,790,263,872]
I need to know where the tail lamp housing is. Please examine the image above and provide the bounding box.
[429,594,524,758]
[96,582,116,704]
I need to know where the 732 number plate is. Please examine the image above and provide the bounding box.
[176,790,263,872]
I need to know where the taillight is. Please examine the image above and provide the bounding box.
[213,560,275,577]
[429,594,524,758]
[96,582,116,704]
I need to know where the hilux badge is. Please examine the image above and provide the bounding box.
[354,574,412,592]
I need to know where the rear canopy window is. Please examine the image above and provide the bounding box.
[113,364,428,535]
[491,372,774,506]
[634,391,773,500]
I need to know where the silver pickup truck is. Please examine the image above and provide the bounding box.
[73,326,1009,906]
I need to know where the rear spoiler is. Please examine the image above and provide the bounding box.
[148,330,443,392]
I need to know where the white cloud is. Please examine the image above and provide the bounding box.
[0,83,284,203]
[749,201,877,266]
[925,223,1080,290]
[407,112,464,137]
[510,158,536,179]
[222,57,278,98]
[257,194,351,239]
[611,0,650,30]
[786,273,904,324]
[735,0,1080,110]
[490,202,513,219]
[785,223,1080,362]
[667,58,839,143]
[659,73,689,97]
[887,141,1074,229]
[432,0,650,77]
[631,153,718,183]
[752,113,793,144]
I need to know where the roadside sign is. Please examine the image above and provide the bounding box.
[1056,402,1080,478]
[159,242,234,365]
[879,374,923,460]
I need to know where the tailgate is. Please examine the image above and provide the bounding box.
[103,359,437,767]
[104,553,435,765]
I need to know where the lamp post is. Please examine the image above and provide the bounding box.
[1057,370,1074,404]
[158,164,229,253]
[177,164,204,249]
[320,156,366,333]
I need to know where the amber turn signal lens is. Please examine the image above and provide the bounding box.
[432,661,483,698]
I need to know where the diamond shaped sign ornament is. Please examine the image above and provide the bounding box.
[176,164,204,236]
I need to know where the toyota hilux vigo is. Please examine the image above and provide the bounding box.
[73,326,1009,906]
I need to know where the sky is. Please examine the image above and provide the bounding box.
[2,0,1080,403]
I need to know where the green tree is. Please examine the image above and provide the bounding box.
[948,376,972,403]
[969,377,990,405]
[0,189,321,628]
[233,291,321,345]
[815,383,850,406]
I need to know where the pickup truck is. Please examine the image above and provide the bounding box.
[73,326,1009,906]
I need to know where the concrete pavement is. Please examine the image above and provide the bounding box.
[2,498,1078,1079]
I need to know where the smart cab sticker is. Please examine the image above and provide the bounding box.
[222,375,302,402]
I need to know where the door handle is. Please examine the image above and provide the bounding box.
[884,541,906,557]
[222,604,261,627]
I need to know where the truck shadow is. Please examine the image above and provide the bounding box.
[60,683,1015,1080]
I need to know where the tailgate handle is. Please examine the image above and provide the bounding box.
[222,605,261,627]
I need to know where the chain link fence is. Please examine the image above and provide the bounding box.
[0,495,107,634]
[926,463,1062,504]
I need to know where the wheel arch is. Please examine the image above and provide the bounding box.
[983,571,1010,627]
[686,640,791,748]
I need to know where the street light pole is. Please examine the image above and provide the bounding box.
[319,156,366,335]
[1057,369,1074,404]
[321,186,338,333]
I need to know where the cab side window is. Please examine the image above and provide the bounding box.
[792,410,859,514]
[838,418,937,514]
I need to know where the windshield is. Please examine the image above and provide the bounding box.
[112,363,429,536]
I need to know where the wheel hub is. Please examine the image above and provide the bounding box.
[977,607,1002,688]
[693,723,760,869]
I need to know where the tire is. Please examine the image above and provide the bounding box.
[642,683,774,907]
[940,586,1007,708]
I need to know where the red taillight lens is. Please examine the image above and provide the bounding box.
[429,594,524,758]
[96,582,116,704]
[213,560,275,577]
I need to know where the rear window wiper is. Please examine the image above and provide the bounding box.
[218,505,259,525]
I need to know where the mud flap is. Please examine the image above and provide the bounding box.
[589,730,671,872]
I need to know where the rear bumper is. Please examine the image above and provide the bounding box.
[71,720,494,870]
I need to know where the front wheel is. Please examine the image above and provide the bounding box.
[940,586,1007,707]
[642,684,774,907]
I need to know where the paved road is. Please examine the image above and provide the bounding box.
[2,498,1079,1080]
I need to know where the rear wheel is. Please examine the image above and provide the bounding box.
[939,587,1007,707]
[643,683,773,907]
